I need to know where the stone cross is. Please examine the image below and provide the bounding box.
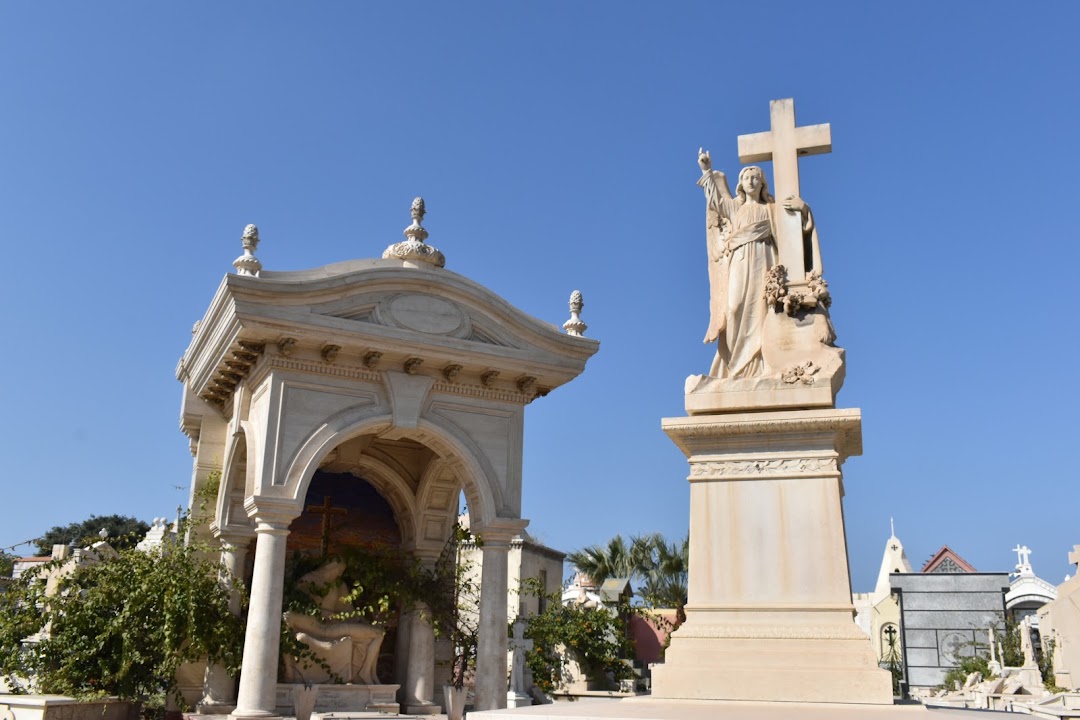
[307,495,347,556]
[1013,544,1032,569]
[508,619,534,695]
[737,98,831,279]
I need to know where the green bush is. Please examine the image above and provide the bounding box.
[0,541,243,715]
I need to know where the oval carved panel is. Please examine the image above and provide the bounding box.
[384,293,466,335]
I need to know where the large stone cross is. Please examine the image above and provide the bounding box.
[737,98,831,279]
[307,495,347,556]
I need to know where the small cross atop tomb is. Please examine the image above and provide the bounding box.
[508,619,534,695]
[307,495,347,556]
[737,98,831,278]
[1013,544,1033,572]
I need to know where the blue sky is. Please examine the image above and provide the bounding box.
[1,3,1077,591]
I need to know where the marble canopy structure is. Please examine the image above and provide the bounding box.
[176,202,598,718]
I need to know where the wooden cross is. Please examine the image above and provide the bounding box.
[737,98,831,279]
[306,495,347,556]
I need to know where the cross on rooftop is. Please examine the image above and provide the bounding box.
[307,495,347,557]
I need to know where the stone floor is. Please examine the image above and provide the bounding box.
[468,697,999,720]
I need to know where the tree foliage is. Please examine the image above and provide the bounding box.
[520,579,634,694]
[0,540,243,713]
[566,533,688,619]
[34,515,151,555]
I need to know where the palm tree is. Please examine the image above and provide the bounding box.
[631,533,688,623]
[567,533,688,622]
[565,535,635,586]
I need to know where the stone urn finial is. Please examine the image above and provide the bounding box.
[233,224,263,277]
[383,197,445,268]
[563,290,587,337]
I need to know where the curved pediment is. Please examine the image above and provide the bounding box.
[179,259,598,408]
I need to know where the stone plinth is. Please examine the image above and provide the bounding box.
[274,684,400,715]
[650,409,893,705]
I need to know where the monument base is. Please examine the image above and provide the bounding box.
[274,683,400,715]
[651,408,893,705]
[652,618,891,704]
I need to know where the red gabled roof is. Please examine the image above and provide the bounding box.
[921,545,977,573]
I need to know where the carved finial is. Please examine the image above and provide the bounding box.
[563,290,587,337]
[233,224,263,277]
[383,197,445,268]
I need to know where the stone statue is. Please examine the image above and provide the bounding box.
[697,149,816,379]
[282,560,385,685]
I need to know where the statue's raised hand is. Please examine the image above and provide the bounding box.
[698,147,713,173]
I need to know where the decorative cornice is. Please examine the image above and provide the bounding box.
[431,380,535,405]
[663,409,862,459]
[258,354,381,383]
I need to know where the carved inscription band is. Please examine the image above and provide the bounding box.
[688,456,838,480]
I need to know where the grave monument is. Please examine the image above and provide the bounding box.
[649,99,894,704]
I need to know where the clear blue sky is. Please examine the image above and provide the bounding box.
[2,3,1077,591]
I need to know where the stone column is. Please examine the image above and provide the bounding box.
[199,534,252,714]
[472,520,525,712]
[404,602,439,714]
[231,501,298,720]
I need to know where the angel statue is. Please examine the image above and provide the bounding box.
[697,148,816,379]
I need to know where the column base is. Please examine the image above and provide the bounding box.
[229,710,282,720]
[196,702,236,715]
[404,703,441,715]
[507,691,532,708]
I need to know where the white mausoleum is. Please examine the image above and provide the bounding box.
[176,201,597,717]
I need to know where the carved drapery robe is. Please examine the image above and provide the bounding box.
[699,170,815,379]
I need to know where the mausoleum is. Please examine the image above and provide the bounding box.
[175,200,597,717]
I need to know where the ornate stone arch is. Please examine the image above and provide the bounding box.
[281,406,501,531]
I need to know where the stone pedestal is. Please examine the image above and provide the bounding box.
[650,408,892,705]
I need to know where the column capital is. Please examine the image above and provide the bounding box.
[244,496,300,529]
[474,517,528,547]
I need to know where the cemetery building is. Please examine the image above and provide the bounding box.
[891,570,1010,695]
[1036,546,1080,690]
[1005,545,1057,627]
[176,203,597,717]
[457,511,565,620]
[853,524,912,669]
